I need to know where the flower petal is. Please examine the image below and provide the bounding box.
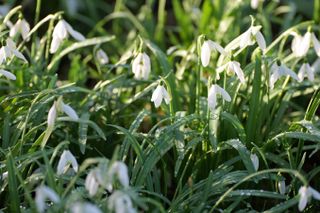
[201,41,211,67]
[311,33,320,57]
[231,61,245,83]
[215,84,231,102]
[61,103,79,121]
[96,49,109,65]
[0,69,16,80]
[255,31,266,51]
[57,150,78,175]
[50,36,63,53]
[47,102,57,127]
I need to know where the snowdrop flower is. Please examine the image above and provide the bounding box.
[208,84,231,112]
[278,180,286,195]
[60,101,79,121]
[50,19,85,53]
[71,202,102,213]
[239,25,266,51]
[109,161,129,188]
[57,150,78,175]
[131,52,151,80]
[291,32,320,57]
[269,62,299,89]
[251,0,264,9]
[9,18,30,40]
[0,69,16,80]
[47,99,79,127]
[35,185,60,213]
[0,38,27,64]
[201,40,226,67]
[96,49,109,65]
[47,102,57,127]
[85,169,101,196]
[250,153,259,171]
[108,191,136,213]
[298,186,320,211]
[217,61,245,83]
[298,63,314,82]
[151,84,170,108]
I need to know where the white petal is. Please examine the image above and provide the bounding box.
[35,186,60,213]
[297,32,311,57]
[53,20,68,40]
[151,85,163,108]
[255,31,266,51]
[239,29,254,49]
[281,65,299,81]
[298,186,308,212]
[278,180,286,195]
[0,47,6,64]
[208,40,227,55]
[9,20,19,37]
[310,187,320,200]
[201,41,211,67]
[270,63,280,89]
[251,0,259,9]
[64,20,85,41]
[57,150,78,175]
[12,48,27,62]
[110,161,129,187]
[132,53,143,78]
[96,49,109,65]
[311,33,320,57]
[161,86,171,104]
[85,170,100,196]
[20,19,30,40]
[312,58,320,73]
[215,84,231,102]
[305,63,314,82]
[142,53,151,80]
[61,103,79,121]
[50,36,63,53]
[71,202,102,213]
[231,61,245,83]
[291,34,302,57]
[208,85,217,111]
[47,102,57,127]
[250,153,259,171]
[0,69,16,80]
[298,63,306,82]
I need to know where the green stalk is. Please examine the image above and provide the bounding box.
[31,0,42,57]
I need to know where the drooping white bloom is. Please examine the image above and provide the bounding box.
[208,84,231,112]
[151,84,171,108]
[298,186,320,211]
[251,0,264,9]
[131,52,151,80]
[47,102,57,127]
[278,180,286,195]
[201,40,227,67]
[50,19,85,53]
[0,38,27,64]
[10,18,30,40]
[311,33,320,57]
[71,202,102,213]
[239,25,266,51]
[250,153,259,171]
[298,63,314,82]
[291,31,320,57]
[0,69,16,80]
[217,61,245,83]
[57,150,78,175]
[35,185,60,213]
[269,62,299,89]
[312,58,320,73]
[109,161,129,188]
[108,191,136,213]
[85,169,101,196]
[60,102,79,121]
[96,49,109,65]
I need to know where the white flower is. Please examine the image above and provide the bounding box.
[298,186,320,211]
[250,153,259,171]
[278,180,286,195]
[0,69,16,80]
[291,32,320,57]
[131,52,151,80]
[0,38,27,64]
[298,63,314,82]
[217,61,245,83]
[251,0,264,9]
[50,19,85,53]
[60,102,79,121]
[96,49,109,65]
[239,25,266,51]
[201,40,227,67]
[109,161,129,188]
[47,102,57,127]
[71,202,102,213]
[57,150,78,175]
[151,84,170,108]
[35,185,60,213]
[10,18,30,40]
[208,84,231,112]
[269,62,299,89]
[108,191,136,213]
[85,169,101,196]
